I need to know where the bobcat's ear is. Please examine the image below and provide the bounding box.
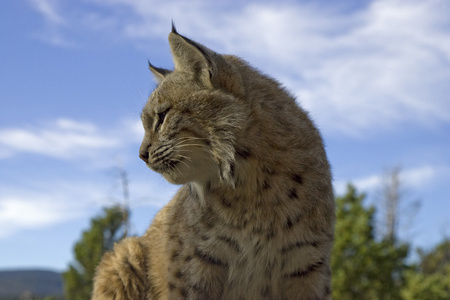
[148,61,171,84]
[169,24,245,98]
[168,26,214,88]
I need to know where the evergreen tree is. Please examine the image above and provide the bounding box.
[331,184,409,300]
[418,239,450,275]
[63,205,128,300]
[401,239,450,300]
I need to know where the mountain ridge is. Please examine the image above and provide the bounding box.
[0,269,64,298]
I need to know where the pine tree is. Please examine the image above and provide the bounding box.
[331,184,409,300]
[401,239,450,300]
[63,205,128,300]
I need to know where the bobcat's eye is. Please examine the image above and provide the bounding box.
[155,108,170,131]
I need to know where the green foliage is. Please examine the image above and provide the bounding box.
[418,239,450,275]
[401,239,450,300]
[401,266,450,300]
[63,205,128,300]
[331,184,409,300]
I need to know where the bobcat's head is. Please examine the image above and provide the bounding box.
[140,25,246,187]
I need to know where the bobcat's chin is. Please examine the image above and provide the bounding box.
[157,153,219,186]
[161,167,187,185]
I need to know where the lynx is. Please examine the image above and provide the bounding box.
[92,25,335,300]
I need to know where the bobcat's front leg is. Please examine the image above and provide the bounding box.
[92,237,148,300]
[165,234,228,300]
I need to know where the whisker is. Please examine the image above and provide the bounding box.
[174,136,209,142]
[174,149,193,153]
[173,163,182,174]
[178,154,192,161]
[173,143,210,149]
[172,144,211,154]
[172,158,190,170]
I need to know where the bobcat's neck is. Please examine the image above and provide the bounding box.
[187,157,284,231]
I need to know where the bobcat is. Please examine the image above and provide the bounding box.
[92,25,335,300]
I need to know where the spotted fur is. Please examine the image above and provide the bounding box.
[92,25,335,300]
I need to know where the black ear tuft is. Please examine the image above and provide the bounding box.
[148,60,172,83]
[171,21,178,34]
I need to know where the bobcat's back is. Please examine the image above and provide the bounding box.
[92,26,335,300]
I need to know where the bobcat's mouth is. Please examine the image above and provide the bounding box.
[147,143,181,174]
[149,158,180,174]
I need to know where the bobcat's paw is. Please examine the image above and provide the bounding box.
[92,237,148,300]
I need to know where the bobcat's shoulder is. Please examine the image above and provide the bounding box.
[92,25,335,300]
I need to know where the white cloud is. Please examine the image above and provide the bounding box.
[0,197,75,238]
[27,0,450,135]
[0,171,176,239]
[335,164,441,195]
[0,181,99,238]
[28,0,65,25]
[0,116,161,239]
[0,118,139,160]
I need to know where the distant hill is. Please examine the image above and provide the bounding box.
[0,270,63,299]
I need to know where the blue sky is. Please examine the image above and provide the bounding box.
[0,0,449,271]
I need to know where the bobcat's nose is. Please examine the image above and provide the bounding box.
[139,150,149,163]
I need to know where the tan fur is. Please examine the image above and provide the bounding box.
[92,26,335,300]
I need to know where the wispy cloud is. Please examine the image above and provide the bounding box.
[0,197,77,239]
[27,0,77,47]
[0,181,97,239]
[0,118,140,160]
[0,171,175,239]
[28,0,65,25]
[0,115,172,239]
[334,164,442,195]
[26,0,450,136]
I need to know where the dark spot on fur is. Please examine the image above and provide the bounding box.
[235,146,252,159]
[180,287,188,298]
[194,248,227,267]
[284,260,324,278]
[229,162,235,178]
[292,174,303,185]
[262,165,276,175]
[266,226,275,240]
[253,239,264,256]
[288,188,298,199]
[190,283,202,292]
[184,255,193,262]
[281,240,319,254]
[252,225,263,235]
[181,108,192,115]
[262,180,271,190]
[221,197,232,208]
[285,214,302,230]
[171,250,180,260]
[168,282,176,291]
[218,235,242,253]
[175,270,184,278]
[261,285,272,298]
[205,181,213,194]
